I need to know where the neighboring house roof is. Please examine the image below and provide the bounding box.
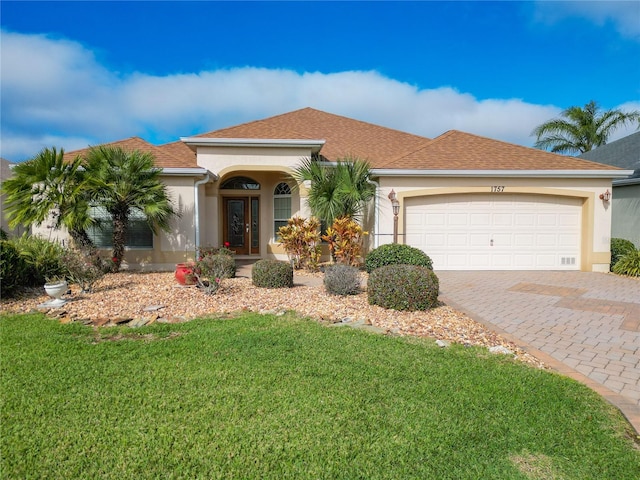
[578,132,640,178]
[385,130,620,171]
[195,107,432,168]
[64,137,197,169]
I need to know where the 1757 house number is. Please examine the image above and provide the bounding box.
[491,186,505,192]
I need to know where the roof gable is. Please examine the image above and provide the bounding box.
[64,137,197,168]
[196,107,431,168]
[385,130,623,171]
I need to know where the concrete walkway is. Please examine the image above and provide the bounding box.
[436,270,640,433]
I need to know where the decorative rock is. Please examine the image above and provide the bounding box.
[112,317,133,325]
[143,305,165,312]
[436,339,450,348]
[489,345,514,355]
[94,318,110,327]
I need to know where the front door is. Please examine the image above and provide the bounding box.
[223,197,259,255]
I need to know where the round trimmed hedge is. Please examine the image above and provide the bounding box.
[367,264,439,311]
[323,264,361,296]
[364,243,433,273]
[252,259,293,288]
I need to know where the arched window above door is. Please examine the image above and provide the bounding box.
[220,176,260,190]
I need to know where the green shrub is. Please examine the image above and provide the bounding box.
[324,264,361,296]
[252,259,293,289]
[0,240,27,297]
[612,249,640,277]
[61,247,107,293]
[194,254,237,294]
[11,234,65,285]
[610,238,636,271]
[368,264,439,311]
[364,243,433,273]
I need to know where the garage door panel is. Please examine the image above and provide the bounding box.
[515,214,535,226]
[449,213,468,226]
[470,213,490,226]
[405,193,581,270]
[447,234,468,246]
[514,234,534,247]
[538,214,558,226]
[469,254,491,268]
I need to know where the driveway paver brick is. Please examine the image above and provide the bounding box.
[437,270,640,433]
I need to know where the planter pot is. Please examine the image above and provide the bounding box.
[175,263,196,285]
[43,280,68,307]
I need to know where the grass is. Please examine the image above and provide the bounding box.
[1,312,639,479]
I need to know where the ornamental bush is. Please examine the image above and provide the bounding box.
[322,216,367,267]
[610,238,636,271]
[0,240,27,297]
[11,234,65,286]
[364,243,433,273]
[367,264,439,311]
[194,253,236,295]
[323,263,361,296]
[252,259,293,289]
[277,216,322,271]
[612,249,640,277]
[61,246,107,293]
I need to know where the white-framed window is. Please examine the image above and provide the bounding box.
[87,206,153,249]
[273,182,292,240]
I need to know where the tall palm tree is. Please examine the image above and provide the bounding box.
[293,156,376,225]
[84,146,177,271]
[0,147,95,249]
[532,100,640,154]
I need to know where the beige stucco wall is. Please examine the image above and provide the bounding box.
[194,146,315,262]
[31,175,200,271]
[196,146,314,177]
[373,175,615,272]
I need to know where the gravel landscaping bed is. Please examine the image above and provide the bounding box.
[0,271,545,368]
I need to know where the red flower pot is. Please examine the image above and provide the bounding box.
[175,263,195,285]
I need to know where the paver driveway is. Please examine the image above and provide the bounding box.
[436,270,640,432]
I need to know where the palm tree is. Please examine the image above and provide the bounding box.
[532,100,640,154]
[0,147,95,249]
[84,146,177,271]
[293,156,376,225]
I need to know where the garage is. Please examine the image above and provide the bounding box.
[405,193,582,270]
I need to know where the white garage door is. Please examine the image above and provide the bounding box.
[405,193,582,270]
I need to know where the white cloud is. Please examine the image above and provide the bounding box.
[534,1,640,39]
[0,29,636,162]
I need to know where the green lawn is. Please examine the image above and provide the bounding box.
[1,312,638,479]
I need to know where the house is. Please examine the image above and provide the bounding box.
[578,132,640,247]
[32,107,632,272]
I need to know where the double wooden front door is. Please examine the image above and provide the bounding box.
[223,197,259,255]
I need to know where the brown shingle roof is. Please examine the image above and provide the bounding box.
[64,137,197,169]
[196,107,431,168]
[385,130,622,171]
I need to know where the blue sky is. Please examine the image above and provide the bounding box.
[1,1,639,162]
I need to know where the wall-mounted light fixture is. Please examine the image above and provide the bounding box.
[388,189,400,243]
[599,189,611,203]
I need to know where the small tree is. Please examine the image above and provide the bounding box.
[1,147,95,250]
[293,156,375,226]
[84,146,177,271]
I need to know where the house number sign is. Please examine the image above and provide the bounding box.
[491,186,505,192]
